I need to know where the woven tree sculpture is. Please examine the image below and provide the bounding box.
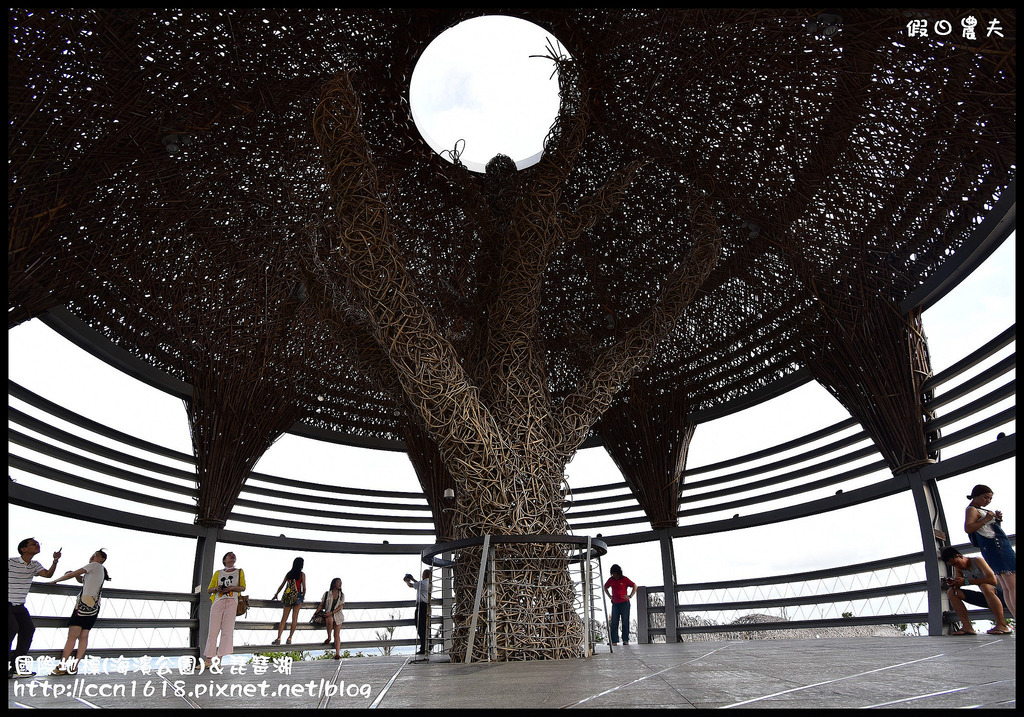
[8,11,149,328]
[599,373,696,529]
[308,64,721,659]
[69,131,352,527]
[8,9,1015,661]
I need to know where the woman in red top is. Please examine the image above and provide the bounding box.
[604,564,637,645]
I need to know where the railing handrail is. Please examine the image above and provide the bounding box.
[8,326,1015,657]
[8,327,1015,534]
[636,538,1014,642]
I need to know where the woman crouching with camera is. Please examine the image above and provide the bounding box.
[940,547,1013,635]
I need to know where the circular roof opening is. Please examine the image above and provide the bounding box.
[410,15,565,173]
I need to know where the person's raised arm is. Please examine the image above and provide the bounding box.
[37,548,63,578]
[50,566,86,584]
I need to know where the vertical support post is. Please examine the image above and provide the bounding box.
[636,585,649,644]
[191,525,220,656]
[583,538,592,657]
[465,534,491,664]
[442,552,454,654]
[598,555,613,652]
[425,565,433,655]
[487,543,497,662]
[659,529,679,643]
[906,469,949,635]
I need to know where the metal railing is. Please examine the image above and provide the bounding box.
[635,538,1015,643]
[7,327,1014,543]
[419,535,610,662]
[22,583,443,659]
[567,325,1015,534]
[8,325,1014,656]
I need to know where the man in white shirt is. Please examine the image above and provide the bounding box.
[403,569,431,655]
[9,538,62,678]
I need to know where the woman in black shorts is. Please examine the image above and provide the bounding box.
[48,549,111,675]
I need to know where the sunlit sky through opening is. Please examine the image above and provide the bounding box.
[410,15,564,173]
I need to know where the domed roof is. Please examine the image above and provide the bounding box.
[9,9,1016,449]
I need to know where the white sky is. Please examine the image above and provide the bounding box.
[6,15,1016,627]
[409,14,562,172]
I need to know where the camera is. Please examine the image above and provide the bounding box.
[940,577,955,589]
[404,573,413,581]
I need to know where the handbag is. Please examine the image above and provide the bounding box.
[282,579,300,607]
[236,594,250,617]
[75,579,102,618]
[310,590,328,625]
[75,595,100,618]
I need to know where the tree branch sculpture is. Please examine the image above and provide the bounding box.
[311,68,720,659]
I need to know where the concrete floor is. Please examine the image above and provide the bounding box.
[9,635,1015,709]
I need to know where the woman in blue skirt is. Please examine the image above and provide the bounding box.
[964,484,1015,620]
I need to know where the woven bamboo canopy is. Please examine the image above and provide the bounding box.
[9,9,1016,532]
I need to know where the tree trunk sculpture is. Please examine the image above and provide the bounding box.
[310,63,720,660]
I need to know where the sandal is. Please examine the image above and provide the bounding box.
[987,627,1013,635]
[949,629,977,636]
[286,637,292,644]
[324,638,332,644]
[271,638,281,645]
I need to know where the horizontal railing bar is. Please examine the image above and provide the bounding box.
[26,584,441,611]
[923,325,1015,392]
[9,416,1015,549]
[579,406,1007,518]
[572,449,884,521]
[9,481,434,549]
[929,407,1016,451]
[8,379,194,462]
[924,354,1016,412]
[673,581,928,612]
[682,434,874,490]
[9,406,196,477]
[927,381,1016,432]
[9,350,1014,531]
[25,639,435,660]
[223,510,436,534]
[680,459,889,515]
[574,436,1014,537]
[683,419,863,477]
[8,455,435,532]
[30,618,196,629]
[9,379,426,500]
[9,426,433,515]
[663,611,998,636]
[10,453,198,514]
[243,471,423,501]
[30,583,197,602]
[670,613,932,634]
[680,450,884,507]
